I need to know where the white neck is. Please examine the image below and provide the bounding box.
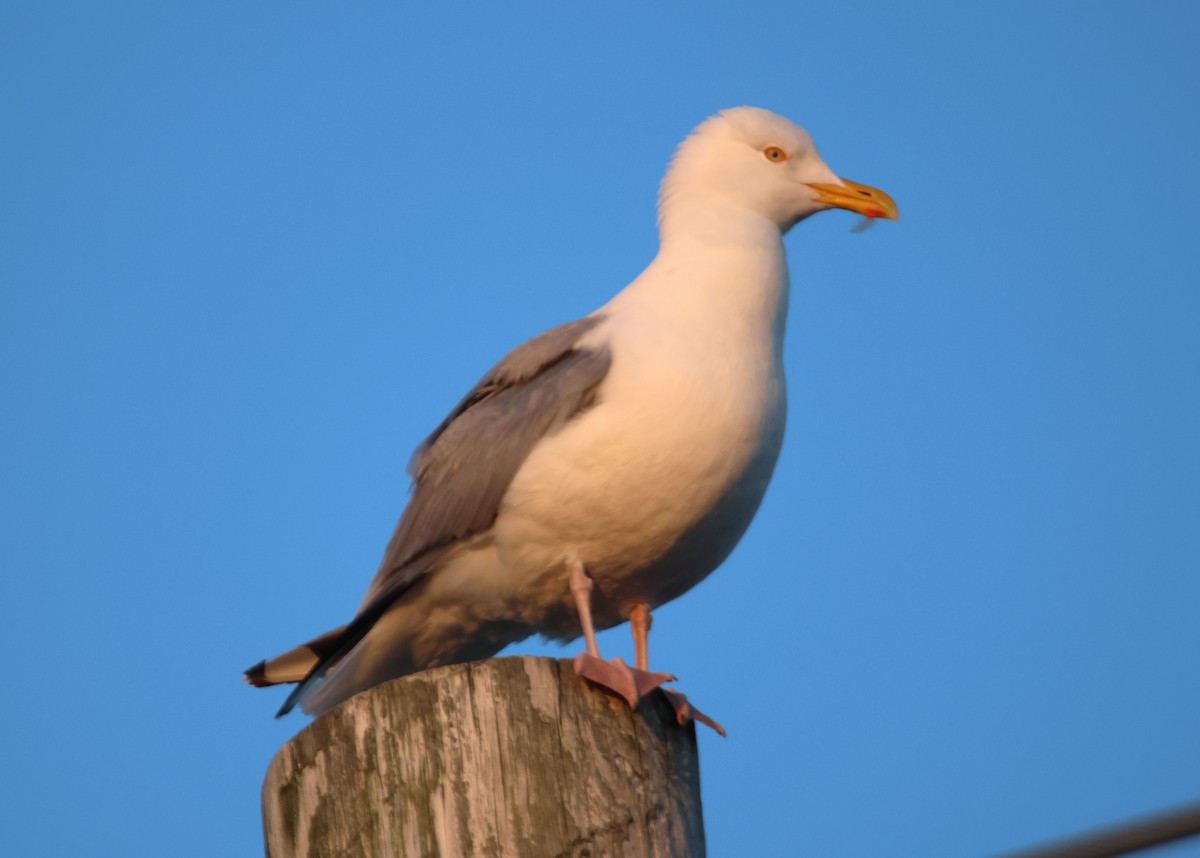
[604,205,790,355]
[658,195,790,249]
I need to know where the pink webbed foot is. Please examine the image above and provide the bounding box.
[662,688,727,738]
[567,569,726,737]
[573,652,675,708]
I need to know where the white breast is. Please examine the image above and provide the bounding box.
[493,236,790,632]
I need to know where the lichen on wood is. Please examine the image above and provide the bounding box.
[262,656,705,858]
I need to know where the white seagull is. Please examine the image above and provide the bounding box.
[246,107,898,732]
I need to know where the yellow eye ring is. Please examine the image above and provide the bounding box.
[763,146,788,163]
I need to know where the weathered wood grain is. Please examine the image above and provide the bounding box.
[262,656,705,858]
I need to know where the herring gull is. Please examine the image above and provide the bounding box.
[246,107,898,733]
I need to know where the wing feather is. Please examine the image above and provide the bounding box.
[273,315,610,716]
[369,314,609,599]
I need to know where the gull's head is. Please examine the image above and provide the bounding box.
[659,107,898,234]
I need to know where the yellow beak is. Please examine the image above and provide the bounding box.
[805,178,899,221]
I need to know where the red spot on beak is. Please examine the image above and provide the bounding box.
[864,207,884,219]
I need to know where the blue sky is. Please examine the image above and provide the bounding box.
[3,3,1198,856]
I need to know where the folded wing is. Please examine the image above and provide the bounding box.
[257,314,612,716]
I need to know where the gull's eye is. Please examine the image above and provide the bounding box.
[763,146,788,163]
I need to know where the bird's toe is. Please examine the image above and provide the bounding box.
[661,688,727,737]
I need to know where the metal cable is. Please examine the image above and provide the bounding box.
[994,800,1200,858]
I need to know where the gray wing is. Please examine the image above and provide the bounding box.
[275,314,611,716]
[363,313,611,607]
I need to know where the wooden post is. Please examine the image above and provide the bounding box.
[261,656,706,858]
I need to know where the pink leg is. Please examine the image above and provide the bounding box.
[630,603,726,737]
[631,604,652,671]
[568,564,725,736]
[569,561,601,658]
[570,563,673,708]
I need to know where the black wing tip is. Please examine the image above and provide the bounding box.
[275,689,301,719]
[244,658,297,717]
[244,660,271,688]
